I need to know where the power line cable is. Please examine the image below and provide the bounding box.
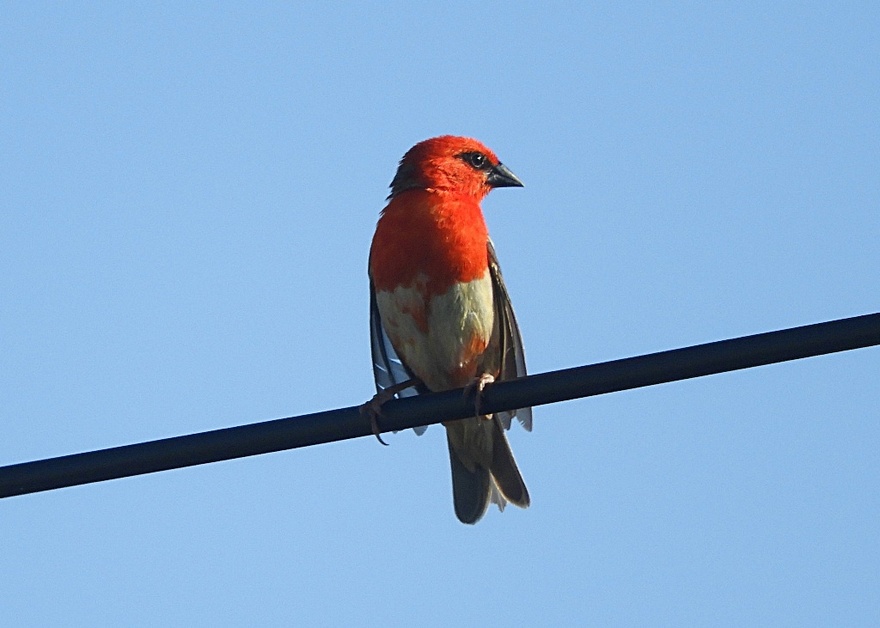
[1,312,878,499]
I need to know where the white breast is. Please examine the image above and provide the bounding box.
[375,271,494,391]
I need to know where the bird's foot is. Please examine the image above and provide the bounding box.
[464,372,496,418]
[360,379,418,446]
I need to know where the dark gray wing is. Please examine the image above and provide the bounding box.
[487,239,532,432]
[368,279,427,434]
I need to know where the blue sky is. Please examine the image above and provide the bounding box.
[2,3,879,625]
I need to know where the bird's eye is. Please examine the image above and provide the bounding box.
[461,152,489,170]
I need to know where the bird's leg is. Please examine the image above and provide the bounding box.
[360,379,419,446]
[464,372,496,418]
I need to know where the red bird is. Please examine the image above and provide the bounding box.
[368,136,532,524]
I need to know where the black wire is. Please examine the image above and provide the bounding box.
[1,312,878,499]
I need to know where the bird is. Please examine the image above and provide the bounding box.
[367,135,532,524]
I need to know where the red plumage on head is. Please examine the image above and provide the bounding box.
[389,135,501,200]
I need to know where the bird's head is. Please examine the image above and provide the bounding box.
[389,136,523,200]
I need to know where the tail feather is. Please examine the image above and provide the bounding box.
[488,417,530,508]
[446,416,529,524]
[447,437,492,524]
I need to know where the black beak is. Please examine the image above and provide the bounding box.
[486,162,524,188]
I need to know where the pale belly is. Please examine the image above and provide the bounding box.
[375,272,495,391]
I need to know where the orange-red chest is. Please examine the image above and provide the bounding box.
[369,191,490,296]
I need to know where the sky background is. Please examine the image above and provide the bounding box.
[2,2,879,626]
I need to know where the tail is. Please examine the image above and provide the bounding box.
[445,416,530,524]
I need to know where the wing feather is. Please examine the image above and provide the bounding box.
[487,240,532,432]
